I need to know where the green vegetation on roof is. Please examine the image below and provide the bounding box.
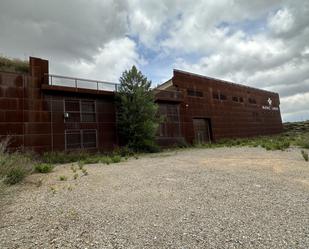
[0,56,29,73]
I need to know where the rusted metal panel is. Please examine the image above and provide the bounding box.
[173,70,283,143]
[0,57,118,152]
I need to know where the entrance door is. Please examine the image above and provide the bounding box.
[193,118,211,144]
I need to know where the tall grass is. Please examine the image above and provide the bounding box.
[193,131,309,151]
[0,56,29,73]
[0,137,33,184]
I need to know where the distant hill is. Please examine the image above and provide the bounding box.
[283,120,309,133]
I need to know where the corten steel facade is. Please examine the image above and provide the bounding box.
[155,70,283,145]
[0,57,283,152]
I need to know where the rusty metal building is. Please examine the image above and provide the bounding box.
[0,57,283,152]
[155,70,283,145]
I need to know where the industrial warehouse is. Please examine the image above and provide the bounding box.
[0,57,283,152]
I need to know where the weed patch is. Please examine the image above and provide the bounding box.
[301,150,308,161]
[4,168,27,185]
[35,163,53,173]
[0,137,33,185]
[59,175,68,181]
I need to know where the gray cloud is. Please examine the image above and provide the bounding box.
[0,0,128,60]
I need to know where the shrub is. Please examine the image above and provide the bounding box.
[78,161,84,169]
[82,156,101,164]
[4,168,27,185]
[0,138,33,184]
[0,56,29,73]
[81,168,88,176]
[297,135,309,149]
[111,155,121,163]
[301,150,308,161]
[100,156,112,165]
[41,151,90,164]
[59,175,67,181]
[113,146,135,157]
[35,163,53,173]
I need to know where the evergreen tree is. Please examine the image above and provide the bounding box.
[116,66,160,152]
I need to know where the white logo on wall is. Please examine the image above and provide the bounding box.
[262,97,279,111]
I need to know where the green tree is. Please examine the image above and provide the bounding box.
[116,66,160,152]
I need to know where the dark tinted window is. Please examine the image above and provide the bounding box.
[220,93,227,100]
[65,99,96,123]
[83,130,97,148]
[81,100,96,122]
[158,104,181,137]
[65,100,80,112]
[65,129,97,149]
[187,89,203,97]
[66,130,81,149]
[65,100,80,122]
[232,96,239,102]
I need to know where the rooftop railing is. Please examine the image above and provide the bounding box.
[46,74,119,92]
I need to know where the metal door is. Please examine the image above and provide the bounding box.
[193,118,211,144]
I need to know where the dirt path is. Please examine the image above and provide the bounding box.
[1,147,309,248]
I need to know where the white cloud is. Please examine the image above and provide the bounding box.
[50,37,141,82]
[268,8,294,34]
[0,0,308,121]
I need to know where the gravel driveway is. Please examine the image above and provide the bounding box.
[0,147,309,248]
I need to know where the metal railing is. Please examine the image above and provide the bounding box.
[46,74,119,92]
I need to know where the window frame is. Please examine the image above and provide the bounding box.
[81,100,97,123]
[187,89,204,98]
[65,129,98,150]
[64,99,97,123]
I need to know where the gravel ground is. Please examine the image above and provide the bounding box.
[0,147,309,249]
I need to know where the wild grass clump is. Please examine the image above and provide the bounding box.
[4,168,26,185]
[59,175,67,181]
[296,135,309,149]
[301,150,308,161]
[35,163,53,173]
[41,151,91,164]
[113,146,135,157]
[0,137,33,185]
[111,155,121,163]
[0,56,29,73]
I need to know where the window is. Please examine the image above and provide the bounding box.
[187,89,203,97]
[66,130,82,149]
[81,100,96,122]
[64,99,96,123]
[83,130,97,148]
[65,129,97,150]
[220,93,227,100]
[158,104,181,137]
[232,96,244,103]
[213,91,227,101]
[232,96,239,102]
[65,100,80,122]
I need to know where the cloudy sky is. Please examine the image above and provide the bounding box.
[0,0,308,122]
